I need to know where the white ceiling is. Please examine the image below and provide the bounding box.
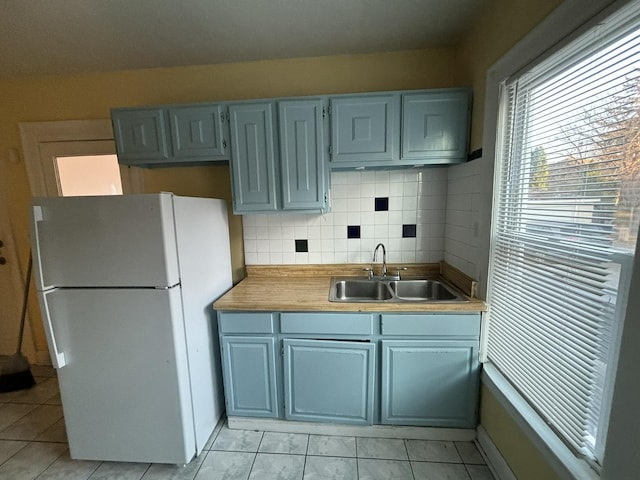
[0,0,488,80]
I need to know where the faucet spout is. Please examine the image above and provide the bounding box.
[373,243,387,278]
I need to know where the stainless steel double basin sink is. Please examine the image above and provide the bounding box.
[328,277,468,303]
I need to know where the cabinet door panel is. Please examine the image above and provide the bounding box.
[331,95,398,164]
[283,339,375,425]
[112,108,168,165]
[169,105,228,159]
[229,103,278,213]
[381,340,479,427]
[401,91,470,163]
[221,336,279,418]
[278,100,326,210]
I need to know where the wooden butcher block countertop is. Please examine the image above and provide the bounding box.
[214,263,487,313]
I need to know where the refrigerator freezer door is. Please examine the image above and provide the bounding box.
[31,193,180,289]
[43,287,196,464]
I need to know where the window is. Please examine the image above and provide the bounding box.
[486,1,640,467]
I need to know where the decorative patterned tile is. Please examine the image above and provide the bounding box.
[142,452,207,480]
[0,441,67,480]
[303,456,357,480]
[0,439,28,464]
[412,461,471,480]
[307,435,356,458]
[258,432,308,455]
[194,451,254,480]
[0,404,63,441]
[37,450,101,480]
[356,438,407,460]
[89,461,149,479]
[0,403,36,431]
[356,459,413,480]
[466,465,496,480]
[202,416,226,451]
[455,442,485,465]
[212,427,263,452]
[35,418,67,443]
[405,440,462,463]
[248,453,305,480]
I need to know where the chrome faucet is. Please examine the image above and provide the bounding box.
[373,243,387,278]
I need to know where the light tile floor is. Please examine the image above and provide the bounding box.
[0,367,496,480]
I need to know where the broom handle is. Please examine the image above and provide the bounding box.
[16,250,33,355]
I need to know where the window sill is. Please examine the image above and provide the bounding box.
[482,363,599,480]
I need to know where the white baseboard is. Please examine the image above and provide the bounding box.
[228,417,476,441]
[477,425,517,480]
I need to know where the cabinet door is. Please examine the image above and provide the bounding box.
[401,90,471,164]
[381,340,479,428]
[228,103,279,213]
[169,104,228,160]
[112,108,168,165]
[278,99,327,211]
[283,339,375,425]
[330,94,399,165]
[221,336,279,418]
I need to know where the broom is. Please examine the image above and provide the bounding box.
[0,250,36,392]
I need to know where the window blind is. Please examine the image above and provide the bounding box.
[486,1,640,462]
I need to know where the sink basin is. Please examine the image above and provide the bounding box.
[332,279,393,301]
[328,277,467,303]
[388,279,460,301]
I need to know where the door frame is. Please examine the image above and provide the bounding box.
[19,119,144,197]
[18,119,145,363]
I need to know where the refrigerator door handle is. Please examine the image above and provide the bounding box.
[31,205,50,291]
[39,291,67,368]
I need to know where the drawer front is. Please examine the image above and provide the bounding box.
[280,313,374,335]
[218,312,275,334]
[381,313,480,336]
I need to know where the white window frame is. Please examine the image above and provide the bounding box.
[477,0,640,478]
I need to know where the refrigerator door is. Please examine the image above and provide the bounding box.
[42,287,196,464]
[31,193,180,290]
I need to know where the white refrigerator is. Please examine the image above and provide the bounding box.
[30,193,232,465]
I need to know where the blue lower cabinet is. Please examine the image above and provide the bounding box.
[381,340,479,428]
[221,336,279,418]
[283,339,375,425]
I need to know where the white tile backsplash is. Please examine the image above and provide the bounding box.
[243,168,448,265]
[445,160,481,278]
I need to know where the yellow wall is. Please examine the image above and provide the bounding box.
[0,48,461,355]
[455,0,563,150]
[481,385,561,479]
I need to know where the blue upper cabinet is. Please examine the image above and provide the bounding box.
[228,102,279,213]
[278,99,327,211]
[330,94,400,167]
[168,104,228,160]
[401,89,471,164]
[112,108,169,165]
[112,104,229,167]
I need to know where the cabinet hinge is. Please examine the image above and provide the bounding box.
[328,145,333,156]
[226,111,230,121]
[220,111,225,122]
[328,104,332,115]
[322,107,326,118]
[281,347,284,356]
